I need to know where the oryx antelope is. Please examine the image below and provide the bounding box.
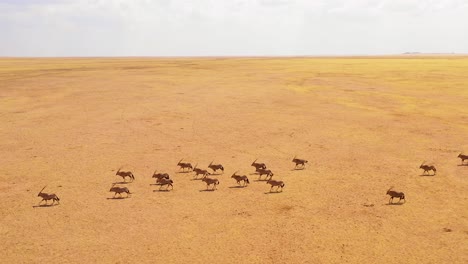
[177,159,193,171]
[193,164,211,179]
[152,170,170,182]
[156,178,174,190]
[386,187,405,204]
[266,179,285,192]
[37,186,60,205]
[419,161,436,175]
[251,159,267,170]
[458,153,468,165]
[256,168,274,180]
[109,183,131,198]
[292,156,308,169]
[115,167,135,182]
[208,161,224,174]
[202,176,220,190]
[231,171,250,186]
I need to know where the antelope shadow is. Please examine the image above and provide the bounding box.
[153,189,171,192]
[106,196,130,200]
[199,189,216,192]
[420,174,436,177]
[385,202,405,206]
[229,185,247,189]
[113,181,131,184]
[291,167,305,171]
[264,191,282,194]
[33,204,58,208]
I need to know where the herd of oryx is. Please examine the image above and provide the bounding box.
[36,153,468,206]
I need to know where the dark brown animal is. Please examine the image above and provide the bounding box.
[292,156,308,169]
[151,170,170,182]
[231,171,250,186]
[116,167,135,182]
[266,179,285,192]
[256,168,274,180]
[419,161,436,175]
[386,187,405,204]
[156,178,174,190]
[109,183,131,198]
[251,158,267,170]
[458,153,468,165]
[37,186,60,205]
[202,176,219,190]
[177,159,193,171]
[193,164,211,179]
[208,160,224,174]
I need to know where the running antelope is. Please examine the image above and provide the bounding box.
[266,179,285,192]
[292,156,308,169]
[386,187,405,204]
[202,176,219,190]
[458,153,468,165]
[257,168,274,180]
[193,164,211,179]
[251,159,267,170]
[231,171,250,186]
[109,183,131,198]
[177,159,193,171]
[37,186,60,205]
[152,170,170,183]
[115,167,135,182]
[156,178,174,190]
[208,161,224,174]
[419,161,436,175]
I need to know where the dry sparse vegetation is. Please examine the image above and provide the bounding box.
[1,57,467,263]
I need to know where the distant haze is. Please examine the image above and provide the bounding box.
[1,0,467,57]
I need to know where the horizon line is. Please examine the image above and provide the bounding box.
[1,53,467,59]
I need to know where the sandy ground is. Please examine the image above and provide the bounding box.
[0,57,467,263]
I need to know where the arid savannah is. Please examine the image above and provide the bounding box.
[0,57,467,263]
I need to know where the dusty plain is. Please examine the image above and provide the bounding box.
[0,57,467,263]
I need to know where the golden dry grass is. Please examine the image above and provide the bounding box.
[0,57,467,263]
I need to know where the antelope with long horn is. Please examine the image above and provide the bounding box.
[266,179,285,192]
[177,159,193,171]
[458,153,468,165]
[115,167,135,182]
[37,186,60,205]
[292,156,308,169]
[152,170,170,183]
[156,178,174,191]
[201,176,220,190]
[251,158,267,171]
[193,164,211,179]
[208,160,224,174]
[419,161,436,175]
[386,187,405,204]
[109,183,131,198]
[231,171,250,186]
[256,168,274,180]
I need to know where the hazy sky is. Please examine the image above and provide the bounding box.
[1,0,467,56]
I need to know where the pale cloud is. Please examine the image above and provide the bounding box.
[0,0,467,56]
